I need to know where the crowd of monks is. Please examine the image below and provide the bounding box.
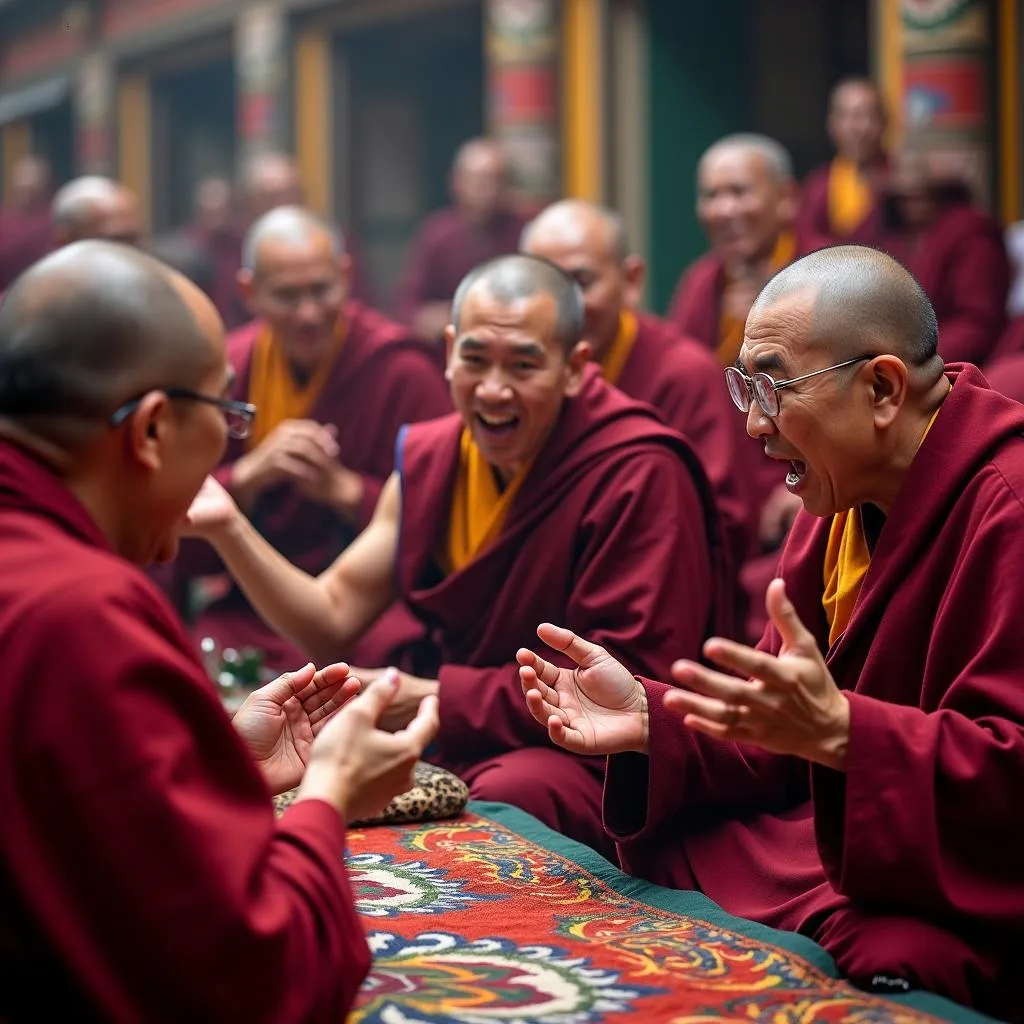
[2,75,1024,1020]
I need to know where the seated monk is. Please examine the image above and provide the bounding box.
[666,133,807,640]
[51,175,143,248]
[0,240,438,1019]
[883,151,1009,365]
[184,254,735,856]
[518,244,1024,1019]
[173,206,451,672]
[797,77,889,249]
[521,198,754,580]
[0,155,53,290]
[395,138,527,343]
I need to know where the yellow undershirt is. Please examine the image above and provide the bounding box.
[828,157,873,236]
[717,231,798,366]
[443,428,533,574]
[246,320,348,451]
[598,310,639,386]
[822,398,945,646]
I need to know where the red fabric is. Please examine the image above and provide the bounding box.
[0,206,52,290]
[894,204,1010,366]
[617,312,755,569]
[603,364,1024,1020]
[394,207,527,326]
[986,314,1024,366]
[174,300,451,671]
[796,162,888,250]
[184,223,248,329]
[396,367,735,848]
[0,439,369,1021]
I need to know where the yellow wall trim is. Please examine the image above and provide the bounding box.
[998,0,1021,223]
[295,28,332,219]
[877,0,903,150]
[562,0,604,200]
[1,120,32,204]
[118,74,151,232]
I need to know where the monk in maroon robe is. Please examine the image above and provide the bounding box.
[883,155,1009,365]
[797,78,889,249]
[0,240,438,1020]
[0,155,52,290]
[395,138,527,342]
[665,134,809,639]
[521,198,754,580]
[520,245,1024,1020]
[174,206,450,672]
[979,331,1024,402]
[184,254,734,856]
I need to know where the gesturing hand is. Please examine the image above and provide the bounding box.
[233,662,359,795]
[668,579,851,769]
[516,623,649,755]
[184,475,240,538]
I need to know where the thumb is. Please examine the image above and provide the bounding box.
[265,662,315,701]
[535,622,604,669]
[351,668,400,722]
[766,579,813,650]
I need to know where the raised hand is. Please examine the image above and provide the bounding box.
[231,419,339,502]
[667,579,850,769]
[516,623,648,756]
[184,474,241,537]
[233,662,359,795]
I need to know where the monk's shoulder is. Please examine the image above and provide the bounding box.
[675,251,725,301]
[347,302,445,377]
[800,163,831,194]
[412,207,465,249]
[399,412,463,464]
[984,350,1024,402]
[224,319,261,368]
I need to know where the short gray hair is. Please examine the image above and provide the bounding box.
[700,133,794,183]
[520,198,631,262]
[241,205,344,272]
[51,176,124,236]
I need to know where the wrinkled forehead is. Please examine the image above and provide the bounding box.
[456,287,561,349]
[254,235,338,280]
[739,289,817,372]
[699,147,774,191]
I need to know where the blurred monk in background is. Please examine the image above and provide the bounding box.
[0,155,53,290]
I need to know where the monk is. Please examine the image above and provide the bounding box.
[0,155,53,290]
[666,134,807,639]
[0,240,438,1020]
[797,78,889,248]
[395,138,527,342]
[520,198,754,575]
[979,328,1024,402]
[185,174,247,328]
[51,175,143,248]
[241,151,372,304]
[184,254,733,856]
[883,152,1009,365]
[519,244,1024,1019]
[173,206,450,672]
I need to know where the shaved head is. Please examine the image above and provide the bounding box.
[521,200,630,262]
[451,137,508,224]
[0,241,216,447]
[452,254,584,354]
[700,134,794,186]
[52,176,141,246]
[754,245,940,369]
[242,151,303,218]
[241,205,342,273]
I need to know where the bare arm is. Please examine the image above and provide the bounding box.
[197,473,402,664]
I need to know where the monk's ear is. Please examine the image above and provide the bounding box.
[443,324,456,381]
[124,391,171,474]
[237,268,256,312]
[622,256,646,308]
[867,355,909,429]
[563,341,592,396]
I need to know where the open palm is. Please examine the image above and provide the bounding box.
[516,623,648,755]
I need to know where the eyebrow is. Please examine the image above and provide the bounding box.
[748,352,787,374]
[458,337,547,360]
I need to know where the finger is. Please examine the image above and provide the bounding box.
[523,681,569,729]
[402,694,440,751]
[664,687,752,728]
[546,715,588,754]
[535,622,605,669]
[294,662,350,703]
[765,578,815,651]
[671,660,771,708]
[264,662,316,702]
[306,680,361,729]
[516,647,565,690]
[278,453,321,483]
[349,668,401,722]
[699,639,796,692]
[518,664,562,709]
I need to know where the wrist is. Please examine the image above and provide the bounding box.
[815,694,851,771]
[230,454,265,508]
[332,467,365,519]
[295,761,353,820]
[633,683,650,755]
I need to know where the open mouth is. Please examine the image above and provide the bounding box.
[786,460,807,488]
[475,411,520,438]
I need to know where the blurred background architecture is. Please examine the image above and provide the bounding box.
[0,0,1020,310]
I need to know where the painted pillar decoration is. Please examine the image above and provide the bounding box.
[236,1,287,164]
[76,52,113,175]
[900,0,992,204]
[484,0,560,209]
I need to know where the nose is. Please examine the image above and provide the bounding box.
[745,401,775,440]
[476,368,513,402]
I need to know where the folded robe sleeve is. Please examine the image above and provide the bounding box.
[10,580,370,1022]
[435,446,715,765]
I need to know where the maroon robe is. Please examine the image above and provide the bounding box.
[394,207,527,328]
[397,366,735,856]
[184,223,248,329]
[981,345,1024,404]
[986,314,1024,365]
[175,300,451,671]
[894,203,1010,366]
[796,161,888,249]
[603,364,1024,1019]
[0,205,52,290]
[616,312,754,571]
[0,439,369,1021]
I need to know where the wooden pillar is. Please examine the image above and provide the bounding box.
[996,0,1021,223]
[562,0,607,201]
[1,120,31,203]
[294,27,332,218]
[117,73,150,230]
[76,52,114,175]
[236,1,287,163]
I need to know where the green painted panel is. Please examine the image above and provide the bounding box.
[647,0,754,314]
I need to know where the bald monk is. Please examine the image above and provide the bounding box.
[521,199,754,574]
[242,151,371,304]
[51,175,142,248]
[185,254,734,855]
[883,152,1009,365]
[173,206,450,672]
[0,240,438,1020]
[519,245,1024,1019]
[797,78,889,249]
[396,138,527,342]
[0,155,53,289]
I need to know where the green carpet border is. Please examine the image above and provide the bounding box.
[468,800,997,1024]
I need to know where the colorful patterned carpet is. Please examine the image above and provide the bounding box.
[346,802,993,1024]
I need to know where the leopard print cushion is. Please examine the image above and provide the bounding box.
[272,761,469,826]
